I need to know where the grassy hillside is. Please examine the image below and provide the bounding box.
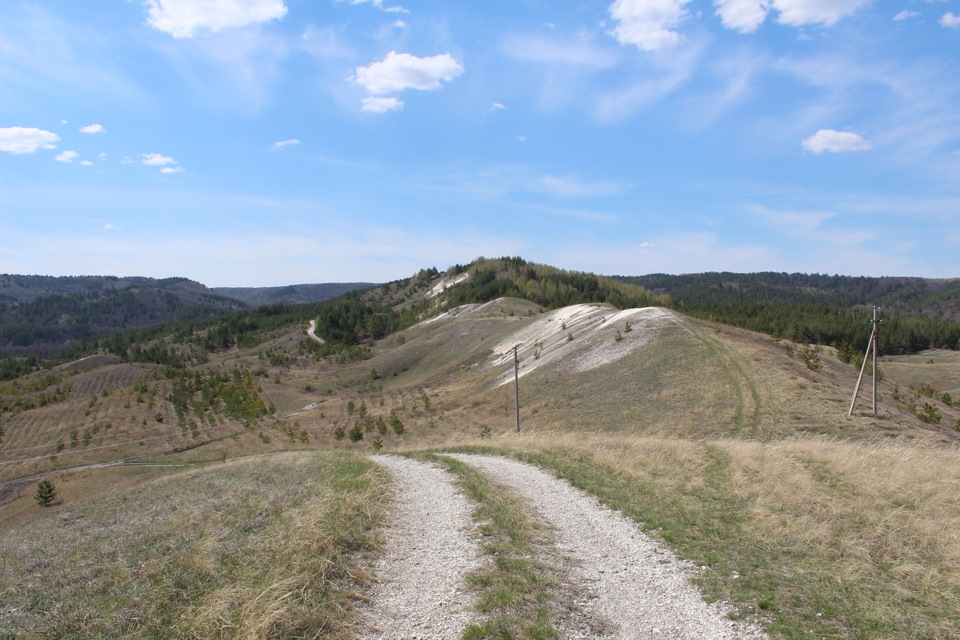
[3,260,960,638]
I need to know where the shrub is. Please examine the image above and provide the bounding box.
[34,479,56,508]
[348,423,363,442]
[798,344,823,371]
[390,410,405,436]
[917,403,942,425]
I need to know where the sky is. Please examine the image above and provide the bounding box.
[1,0,959,286]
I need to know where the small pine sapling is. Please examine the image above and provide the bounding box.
[35,479,56,508]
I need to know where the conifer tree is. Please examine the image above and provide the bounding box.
[35,479,56,508]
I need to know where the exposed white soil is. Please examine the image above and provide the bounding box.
[447,454,768,640]
[360,455,483,639]
[490,305,679,387]
[427,272,471,298]
[413,297,506,329]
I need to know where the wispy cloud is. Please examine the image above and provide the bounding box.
[272,138,301,150]
[54,150,79,163]
[79,123,106,134]
[362,96,404,112]
[142,153,176,166]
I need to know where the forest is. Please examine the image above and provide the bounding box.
[618,272,960,354]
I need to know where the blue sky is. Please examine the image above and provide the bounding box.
[1,0,959,286]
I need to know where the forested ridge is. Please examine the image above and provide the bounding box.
[443,256,668,311]
[0,280,246,356]
[617,272,960,355]
[3,261,960,382]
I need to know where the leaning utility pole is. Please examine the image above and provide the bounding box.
[513,345,521,433]
[848,305,883,417]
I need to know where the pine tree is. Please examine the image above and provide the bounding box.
[35,479,56,508]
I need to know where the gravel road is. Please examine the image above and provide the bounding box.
[446,454,768,640]
[359,455,483,639]
[364,453,767,639]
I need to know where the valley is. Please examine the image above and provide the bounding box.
[1,259,960,638]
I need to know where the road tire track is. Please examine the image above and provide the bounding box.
[360,455,483,639]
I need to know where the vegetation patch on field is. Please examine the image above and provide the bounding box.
[0,451,387,639]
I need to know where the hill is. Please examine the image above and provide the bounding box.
[617,271,960,354]
[212,282,377,306]
[0,275,375,360]
[2,257,960,638]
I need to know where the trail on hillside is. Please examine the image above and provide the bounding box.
[446,454,768,640]
[359,456,482,639]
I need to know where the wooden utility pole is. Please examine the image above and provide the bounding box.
[514,345,521,433]
[848,305,882,416]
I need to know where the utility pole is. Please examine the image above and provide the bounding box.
[848,305,883,417]
[514,345,521,433]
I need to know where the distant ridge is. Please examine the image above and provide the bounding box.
[213,283,377,307]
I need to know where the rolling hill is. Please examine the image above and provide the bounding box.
[2,258,960,638]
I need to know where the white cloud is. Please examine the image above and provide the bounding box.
[79,123,106,134]
[608,0,691,51]
[272,138,301,150]
[104,224,118,231]
[54,150,79,163]
[894,10,919,21]
[144,0,288,38]
[354,51,464,95]
[715,0,770,33]
[362,96,404,112]
[771,0,870,27]
[802,129,872,154]
[81,160,94,166]
[160,166,185,174]
[942,13,960,28]
[99,152,108,162]
[348,0,408,13]
[491,102,506,110]
[0,127,60,154]
[142,153,176,166]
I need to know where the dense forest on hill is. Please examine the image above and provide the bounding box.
[617,272,960,355]
[212,282,375,306]
[0,279,246,357]
[0,275,377,358]
[444,257,668,311]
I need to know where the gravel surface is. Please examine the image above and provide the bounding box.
[448,454,768,640]
[359,455,483,639]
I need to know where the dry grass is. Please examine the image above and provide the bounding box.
[438,430,960,638]
[0,451,386,639]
